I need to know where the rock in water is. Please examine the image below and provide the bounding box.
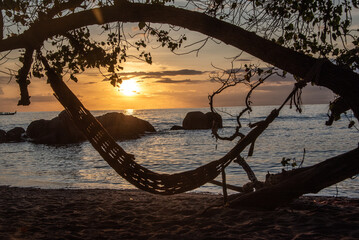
[6,127,25,142]
[26,112,86,144]
[96,112,156,140]
[182,111,222,130]
[0,129,6,143]
[26,111,156,144]
[170,125,184,130]
[205,112,223,128]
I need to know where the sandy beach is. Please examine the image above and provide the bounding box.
[0,186,358,239]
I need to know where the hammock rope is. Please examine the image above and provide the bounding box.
[45,62,279,195]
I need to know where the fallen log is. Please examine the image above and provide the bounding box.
[229,148,359,209]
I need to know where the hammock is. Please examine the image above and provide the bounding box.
[47,66,278,195]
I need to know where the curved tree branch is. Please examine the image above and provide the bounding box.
[0,2,316,77]
[0,2,357,117]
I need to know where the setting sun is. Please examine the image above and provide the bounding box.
[118,79,140,96]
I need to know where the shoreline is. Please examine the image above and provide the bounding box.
[1,186,359,239]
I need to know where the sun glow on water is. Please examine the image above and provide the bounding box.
[124,109,134,115]
[118,79,140,96]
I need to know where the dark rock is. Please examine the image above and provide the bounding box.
[97,112,156,140]
[58,111,87,142]
[27,119,57,144]
[26,119,49,140]
[182,111,222,130]
[205,112,223,128]
[0,129,6,143]
[6,127,25,142]
[170,125,184,130]
[26,111,156,144]
[26,113,86,144]
[182,111,207,130]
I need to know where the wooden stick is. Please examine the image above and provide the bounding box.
[209,180,243,192]
[221,169,228,204]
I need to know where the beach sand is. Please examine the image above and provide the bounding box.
[0,186,358,239]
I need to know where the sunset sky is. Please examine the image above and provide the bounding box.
[1,11,357,112]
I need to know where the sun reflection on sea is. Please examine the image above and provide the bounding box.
[124,109,134,115]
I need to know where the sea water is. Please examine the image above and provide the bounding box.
[0,104,358,197]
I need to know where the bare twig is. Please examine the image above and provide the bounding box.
[299,148,306,168]
[221,169,228,204]
[209,63,280,142]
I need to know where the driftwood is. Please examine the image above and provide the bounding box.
[228,148,359,209]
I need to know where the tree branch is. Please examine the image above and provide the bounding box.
[0,2,357,117]
[326,97,351,126]
[17,48,34,106]
[0,3,319,75]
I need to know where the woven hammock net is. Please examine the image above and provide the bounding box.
[48,68,277,195]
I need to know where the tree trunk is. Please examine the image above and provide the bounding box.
[228,148,359,209]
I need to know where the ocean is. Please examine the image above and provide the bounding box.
[0,104,358,197]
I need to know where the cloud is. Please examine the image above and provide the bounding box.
[251,83,334,105]
[115,69,207,79]
[31,95,57,103]
[265,73,295,83]
[160,69,205,76]
[100,68,209,85]
[155,78,204,84]
[101,76,133,82]
[234,58,252,62]
[0,97,18,111]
